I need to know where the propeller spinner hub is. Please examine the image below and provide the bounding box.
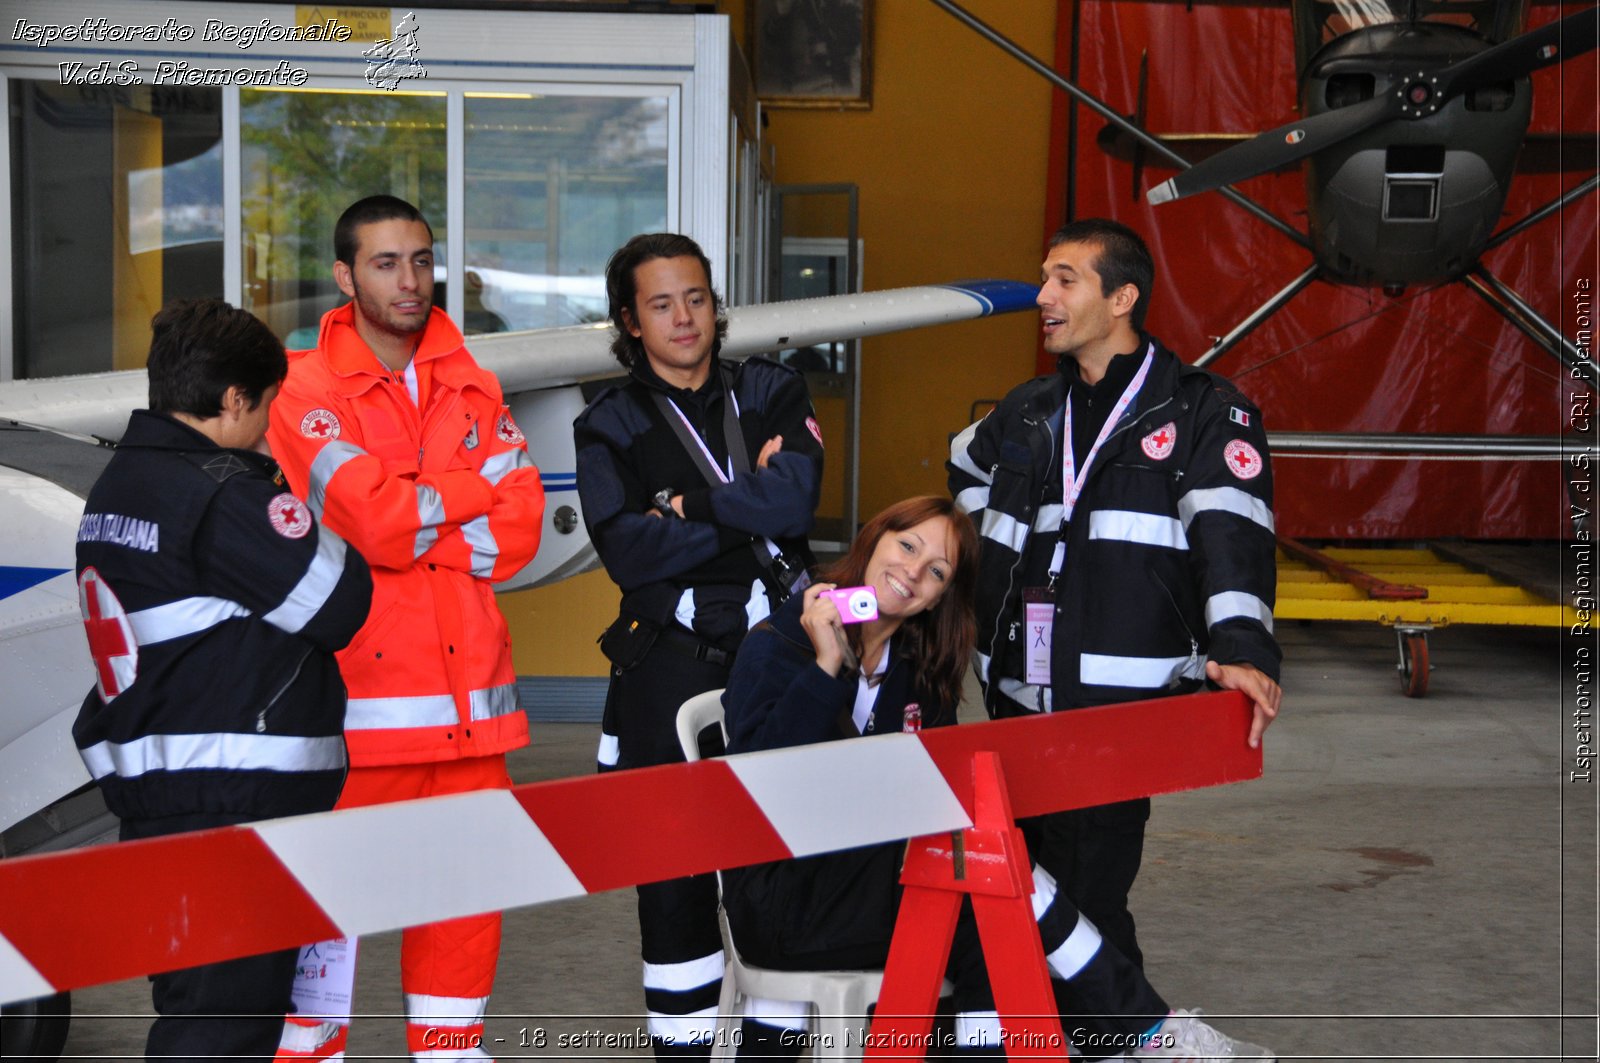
[1397,72,1440,116]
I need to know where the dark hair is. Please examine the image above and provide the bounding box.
[819,496,979,721]
[146,298,286,417]
[604,233,728,371]
[1048,218,1155,331]
[335,195,434,267]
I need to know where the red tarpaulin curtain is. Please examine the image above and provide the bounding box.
[1045,0,1597,539]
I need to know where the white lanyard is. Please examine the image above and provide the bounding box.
[665,392,740,484]
[1048,344,1154,581]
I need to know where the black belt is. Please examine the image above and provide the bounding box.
[656,625,732,667]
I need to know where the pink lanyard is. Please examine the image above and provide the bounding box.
[665,392,741,484]
[1049,344,1154,581]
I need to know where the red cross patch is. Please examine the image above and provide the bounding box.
[300,408,340,441]
[1141,422,1176,461]
[78,567,137,701]
[496,412,525,446]
[1224,439,1263,480]
[268,493,313,539]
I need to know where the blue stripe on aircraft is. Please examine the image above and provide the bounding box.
[0,566,70,600]
[541,472,579,493]
[938,280,1039,316]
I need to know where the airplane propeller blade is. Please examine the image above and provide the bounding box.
[1147,95,1392,204]
[1439,4,1599,99]
[1149,6,1599,206]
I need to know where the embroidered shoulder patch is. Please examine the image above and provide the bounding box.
[1141,422,1176,460]
[806,416,825,448]
[268,493,313,539]
[300,408,340,441]
[496,412,525,446]
[1223,439,1263,480]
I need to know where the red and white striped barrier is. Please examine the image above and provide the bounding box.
[0,691,1260,1005]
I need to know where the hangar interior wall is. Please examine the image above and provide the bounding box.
[1053,0,1597,539]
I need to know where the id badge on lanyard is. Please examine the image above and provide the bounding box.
[1028,345,1154,688]
[1023,587,1054,685]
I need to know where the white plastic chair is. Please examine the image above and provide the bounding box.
[675,688,887,1061]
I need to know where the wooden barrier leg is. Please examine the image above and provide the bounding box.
[864,753,1068,1060]
[863,880,963,1057]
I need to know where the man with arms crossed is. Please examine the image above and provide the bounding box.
[574,233,823,1058]
[269,195,544,1062]
[949,218,1281,979]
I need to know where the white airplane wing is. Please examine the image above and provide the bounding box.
[0,280,1036,839]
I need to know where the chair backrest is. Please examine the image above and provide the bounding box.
[676,688,728,763]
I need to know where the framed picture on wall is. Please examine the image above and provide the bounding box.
[751,0,873,109]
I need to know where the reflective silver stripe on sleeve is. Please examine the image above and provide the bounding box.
[263,528,349,635]
[416,483,447,527]
[1206,591,1275,634]
[1088,510,1189,550]
[1177,485,1275,533]
[127,597,251,645]
[953,484,989,515]
[479,447,533,487]
[980,509,1030,552]
[461,514,500,578]
[344,694,458,730]
[1080,652,1207,689]
[469,683,521,722]
[78,732,345,779]
[414,523,439,560]
[307,440,365,517]
[948,420,989,480]
[413,484,447,559]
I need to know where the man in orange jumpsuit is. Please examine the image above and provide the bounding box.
[268,195,544,1061]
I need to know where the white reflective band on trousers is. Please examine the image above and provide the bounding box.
[343,683,520,731]
[649,1008,719,1045]
[264,529,350,635]
[128,596,251,645]
[643,952,725,992]
[79,732,346,780]
[406,991,489,1027]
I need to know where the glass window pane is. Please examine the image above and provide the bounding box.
[9,82,222,378]
[240,89,446,348]
[463,94,668,334]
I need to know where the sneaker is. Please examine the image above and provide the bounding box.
[1135,1008,1274,1062]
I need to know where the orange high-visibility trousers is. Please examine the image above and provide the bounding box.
[278,755,511,1062]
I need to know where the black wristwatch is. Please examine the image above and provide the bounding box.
[653,487,679,517]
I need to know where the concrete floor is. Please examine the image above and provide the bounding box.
[54,620,1598,1061]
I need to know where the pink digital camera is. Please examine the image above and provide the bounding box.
[823,585,878,624]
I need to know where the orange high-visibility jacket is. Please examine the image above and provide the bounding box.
[268,304,544,767]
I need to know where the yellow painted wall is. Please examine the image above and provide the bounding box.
[755,0,1056,518]
[507,1,1058,678]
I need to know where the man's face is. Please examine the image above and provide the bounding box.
[623,255,717,385]
[1036,240,1129,361]
[335,218,435,338]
